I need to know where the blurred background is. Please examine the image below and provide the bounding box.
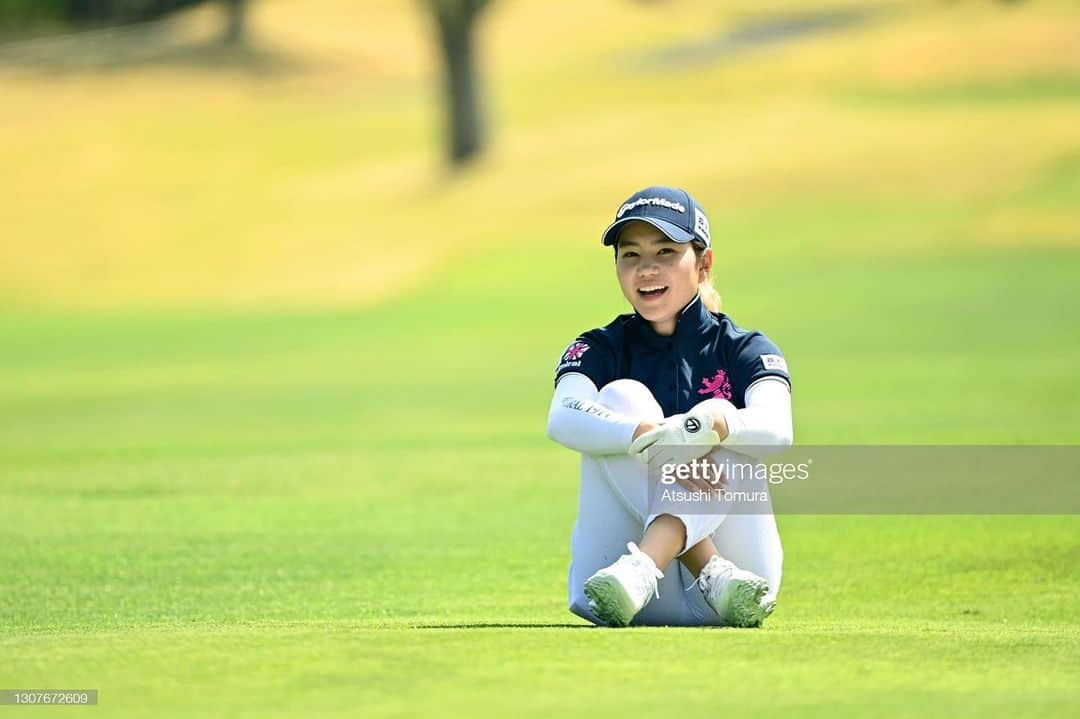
[2,0,1080,610]
[2,0,1077,447]
[2,2,1078,712]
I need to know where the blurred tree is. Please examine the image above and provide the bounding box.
[55,1,207,25]
[0,0,67,25]
[222,0,245,44]
[0,1,249,40]
[426,0,491,167]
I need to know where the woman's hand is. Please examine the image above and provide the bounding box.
[631,420,660,442]
[628,409,721,466]
[709,407,730,442]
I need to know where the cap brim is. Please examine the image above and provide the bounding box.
[601,217,696,246]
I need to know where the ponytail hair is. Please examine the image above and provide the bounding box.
[693,243,723,313]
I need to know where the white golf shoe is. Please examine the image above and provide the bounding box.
[696,555,774,628]
[583,542,664,627]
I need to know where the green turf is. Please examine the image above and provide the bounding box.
[2,242,1079,716]
[2,0,1079,715]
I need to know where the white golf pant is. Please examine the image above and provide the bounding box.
[568,379,784,626]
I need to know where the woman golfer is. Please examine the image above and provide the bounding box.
[546,186,793,628]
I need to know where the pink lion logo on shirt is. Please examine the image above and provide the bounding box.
[698,369,732,400]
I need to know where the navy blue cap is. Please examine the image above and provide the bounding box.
[601,185,711,249]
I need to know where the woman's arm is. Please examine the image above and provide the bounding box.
[546,373,655,455]
[698,377,793,458]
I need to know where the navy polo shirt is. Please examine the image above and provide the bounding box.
[554,294,791,416]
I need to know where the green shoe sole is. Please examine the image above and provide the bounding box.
[583,574,636,628]
[720,576,772,628]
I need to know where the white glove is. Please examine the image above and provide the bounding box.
[629,408,721,468]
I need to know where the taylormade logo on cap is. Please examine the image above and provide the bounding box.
[601,185,712,248]
[616,197,687,219]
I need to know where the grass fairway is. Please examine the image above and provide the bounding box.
[2,247,1078,716]
[1,0,1079,716]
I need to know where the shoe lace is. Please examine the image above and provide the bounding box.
[684,555,729,594]
[625,542,664,599]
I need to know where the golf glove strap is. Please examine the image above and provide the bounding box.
[629,408,721,467]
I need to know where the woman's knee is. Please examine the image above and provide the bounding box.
[690,395,736,419]
[598,379,663,420]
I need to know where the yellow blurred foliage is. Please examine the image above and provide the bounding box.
[0,0,1077,308]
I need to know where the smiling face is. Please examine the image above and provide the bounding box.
[615,220,712,336]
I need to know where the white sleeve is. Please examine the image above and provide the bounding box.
[696,377,794,459]
[546,373,641,456]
